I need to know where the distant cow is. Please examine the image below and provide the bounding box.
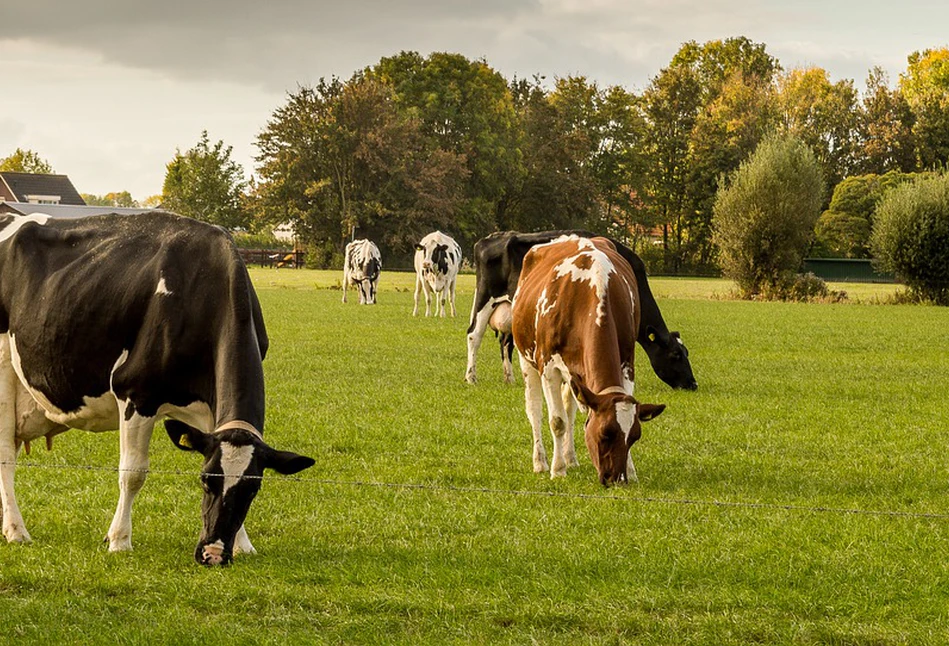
[0,212,314,565]
[465,230,697,391]
[512,235,665,484]
[413,231,462,317]
[342,239,381,305]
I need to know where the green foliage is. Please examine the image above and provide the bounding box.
[871,173,949,304]
[812,171,915,258]
[900,48,949,168]
[858,67,917,174]
[713,135,825,297]
[80,191,138,207]
[230,231,287,250]
[162,131,249,230]
[0,148,54,174]
[776,67,860,188]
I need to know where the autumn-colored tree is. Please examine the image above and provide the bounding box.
[0,148,54,174]
[857,68,916,174]
[81,191,139,207]
[776,67,859,189]
[900,48,949,169]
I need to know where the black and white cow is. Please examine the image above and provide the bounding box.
[464,230,698,390]
[0,212,314,566]
[342,239,381,305]
[413,231,462,317]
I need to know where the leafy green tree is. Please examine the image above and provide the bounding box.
[813,172,918,258]
[871,173,949,304]
[712,135,825,297]
[641,64,703,273]
[162,131,249,230]
[685,71,779,268]
[255,75,467,265]
[371,52,520,244]
[776,67,859,189]
[81,191,138,207]
[857,67,916,174]
[900,48,949,169]
[0,148,54,174]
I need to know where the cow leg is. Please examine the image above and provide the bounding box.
[500,333,515,384]
[560,382,579,468]
[541,370,570,478]
[233,524,256,555]
[106,401,154,552]
[464,303,493,383]
[424,281,433,317]
[341,268,349,303]
[412,274,423,316]
[448,277,457,317]
[520,355,548,473]
[438,288,447,318]
[0,337,30,543]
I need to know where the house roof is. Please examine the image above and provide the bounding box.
[0,172,86,205]
[0,202,158,219]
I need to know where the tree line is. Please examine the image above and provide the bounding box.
[6,38,949,274]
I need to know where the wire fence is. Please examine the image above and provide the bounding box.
[4,459,949,522]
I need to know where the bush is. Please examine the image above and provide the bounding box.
[713,135,825,298]
[871,173,949,304]
[231,231,287,250]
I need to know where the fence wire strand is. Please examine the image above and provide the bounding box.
[4,459,949,522]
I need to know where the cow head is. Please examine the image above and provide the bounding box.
[571,376,665,486]
[416,241,451,275]
[358,256,380,304]
[166,420,315,566]
[642,326,697,391]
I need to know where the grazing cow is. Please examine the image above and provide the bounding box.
[342,239,381,305]
[465,230,697,391]
[413,231,462,317]
[0,212,315,565]
[512,235,665,485]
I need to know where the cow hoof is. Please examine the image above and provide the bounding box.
[465,372,477,384]
[550,469,567,479]
[4,527,32,544]
[106,536,133,552]
[533,461,549,473]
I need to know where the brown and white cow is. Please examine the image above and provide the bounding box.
[512,235,665,485]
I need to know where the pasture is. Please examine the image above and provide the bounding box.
[2,269,948,645]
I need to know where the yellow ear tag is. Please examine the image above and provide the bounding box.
[648,333,656,342]
[179,435,192,449]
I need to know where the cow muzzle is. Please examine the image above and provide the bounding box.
[196,540,232,566]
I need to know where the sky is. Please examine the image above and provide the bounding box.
[2,0,947,201]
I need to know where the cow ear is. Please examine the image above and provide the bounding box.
[570,373,597,410]
[415,243,424,251]
[638,403,666,421]
[264,449,316,475]
[166,420,211,454]
[646,325,664,345]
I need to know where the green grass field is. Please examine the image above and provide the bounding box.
[2,269,947,645]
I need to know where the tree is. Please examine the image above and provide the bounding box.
[254,75,468,265]
[900,48,949,169]
[813,172,915,258]
[776,67,859,189]
[81,191,139,207]
[0,148,54,174]
[857,67,916,174]
[162,131,249,230]
[641,64,703,273]
[871,173,949,304]
[712,135,825,298]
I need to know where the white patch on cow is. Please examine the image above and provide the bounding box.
[0,213,50,243]
[156,274,172,296]
[536,287,556,319]
[615,401,636,439]
[8,335,125,432]
[544,353,571,383]
[552,243,615,327]
[158,401,214,433]
[220,443,255,496]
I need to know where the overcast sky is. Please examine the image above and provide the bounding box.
[2,0,947,200]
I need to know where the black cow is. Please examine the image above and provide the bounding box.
[0,212,314,565]
[464,230,698,390]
